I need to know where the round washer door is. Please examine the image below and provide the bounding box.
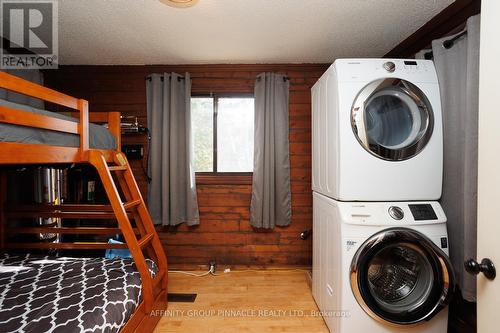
[351,78,434,161]
[350,228,454,326]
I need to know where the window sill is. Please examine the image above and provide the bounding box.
[195,173,253,185]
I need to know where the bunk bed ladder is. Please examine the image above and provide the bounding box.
[89,150,167,312]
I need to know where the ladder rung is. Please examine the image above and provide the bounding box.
[123,199,141,210]
[153,270,165,287]
[108,165,127,171]
[138,233,154,248]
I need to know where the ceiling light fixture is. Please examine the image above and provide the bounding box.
[159,0,199,8]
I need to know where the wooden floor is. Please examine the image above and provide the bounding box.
[154,270,329,333]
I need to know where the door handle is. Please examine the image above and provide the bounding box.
[464,258,496,280]
[300,229,312,240]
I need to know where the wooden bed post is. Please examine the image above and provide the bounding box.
[78,99,89,158]
[107,112,121,152]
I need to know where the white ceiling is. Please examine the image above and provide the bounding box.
[58,0,454,65]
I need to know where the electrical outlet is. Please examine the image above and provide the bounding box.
[209,260,217,273]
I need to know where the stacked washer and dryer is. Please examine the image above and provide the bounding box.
[311,59,455,332]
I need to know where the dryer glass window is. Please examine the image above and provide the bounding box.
[351,79,434,161]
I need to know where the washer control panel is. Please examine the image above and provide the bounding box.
[408,204,438,221]
[343,201,446,225]
[388,206,404,220]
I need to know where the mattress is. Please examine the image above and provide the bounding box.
[0,99,117,150]
[0,254,158,333]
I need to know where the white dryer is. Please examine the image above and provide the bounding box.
[312,58,443,201]
[312,192,454,333]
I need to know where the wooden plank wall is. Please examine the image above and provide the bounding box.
[43,64,329,268]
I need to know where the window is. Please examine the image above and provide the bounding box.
[191,95,254,174]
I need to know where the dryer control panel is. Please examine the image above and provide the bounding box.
[333,58,439,83]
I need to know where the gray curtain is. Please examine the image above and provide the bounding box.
[146,73,199,226]
[418,15,480,302]
[0,69,44,108]
[250,73,291,229]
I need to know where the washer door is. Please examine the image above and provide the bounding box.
[351,78,434,161]
[350,228,454,326]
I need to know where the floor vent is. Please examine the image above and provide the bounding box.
[167,293,197,303]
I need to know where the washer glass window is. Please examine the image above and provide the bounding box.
[367,243,434,314]
[350,228,454,325]
[351,79,434,161]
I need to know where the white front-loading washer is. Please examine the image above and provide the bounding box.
[312,58,443,201]
[312,192,454,333]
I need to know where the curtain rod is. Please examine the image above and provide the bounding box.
[145,75,290,82]
[424,30,467,60]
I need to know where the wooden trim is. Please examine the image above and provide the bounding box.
[5,242,128,250]
[0,72,79,109]
[0,143,116,164]
[169,263,312,271]
[384,0,481,58]
[8,203,116,211]
[5,211,132,219]
[0,106,79,134]
[0,142,80,164]
[6,203,132,219]
[8,227,139,235]
[195,173,253,185]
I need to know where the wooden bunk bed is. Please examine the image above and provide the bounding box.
[0,72,168,333]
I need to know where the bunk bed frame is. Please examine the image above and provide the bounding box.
[0,72,168,333]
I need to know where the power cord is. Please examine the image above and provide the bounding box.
[168,268,309,277]
[224,268,309,273]
[168,270,211,277]
[168,263,218,277]
[137,126,152,183]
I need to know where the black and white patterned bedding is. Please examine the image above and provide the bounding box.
[0,254,158,333]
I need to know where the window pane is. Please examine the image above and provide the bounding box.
[191,97,214,172]
[217,97,254,172]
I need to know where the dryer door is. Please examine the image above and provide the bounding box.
[351,78,434,161]
[350,227,454,326]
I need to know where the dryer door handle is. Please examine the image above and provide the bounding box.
[465,258,496,280]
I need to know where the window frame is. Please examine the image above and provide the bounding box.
[192,93,254,185]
